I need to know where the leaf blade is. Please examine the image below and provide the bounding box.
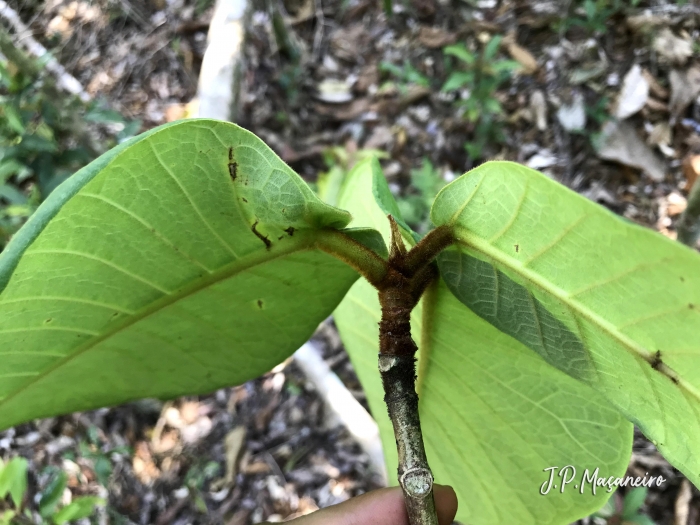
[0,120,359,430]
[431,160,700,488]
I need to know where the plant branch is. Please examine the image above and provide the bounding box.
[380,353,437,525]
[0,4,89,101]
[677,177,700,247]
[315,229,389,287]
[376,218,446,525]
[318,214,457,523]
[403,225,454,277]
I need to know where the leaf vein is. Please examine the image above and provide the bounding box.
[148,141,239,258]
[24,249,172,295]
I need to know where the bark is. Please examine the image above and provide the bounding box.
[379,353,437,525]
[677,177,700,247]
[375,218,452,525]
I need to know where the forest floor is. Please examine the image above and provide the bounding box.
[1,0,700,524]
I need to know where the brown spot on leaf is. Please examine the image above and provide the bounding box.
[680,276,685,282]
[242,198,248,203]
[690,303,695,309]
[257,299,264,309]
[514,244,519,253]
[251,220,272,249]
[228,146,233,161]
[228,162,238,181]
[45,318,52,323]
[651,350,663,370]
[284,227,295,236]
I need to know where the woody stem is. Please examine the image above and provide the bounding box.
[375,217,453,525]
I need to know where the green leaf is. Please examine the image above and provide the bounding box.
[366,156,418,241]
[0,510,15,525]
[0,457,27,508]
[0,119,360,430]
[0,184,28,205]
[0,160,29,184]
[492,60,521,74]
[622,487,647,518]
[19,135,58,154]
[3,105,25,135]
[431,161,700,489]
[483,35,503,61]
[317,165,346,207]
[39,470,68,518]
[593,493,616,518]
[443,44,475,65]
[441,72,474,92]
[52,496,104,524]
[85,105,127,124]
[334,159,632,525]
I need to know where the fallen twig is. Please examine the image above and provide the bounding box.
[0,0,90,101]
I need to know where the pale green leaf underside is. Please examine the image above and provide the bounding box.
[334,159,631,525]
[432,161,700,487]
[0,119,359,430]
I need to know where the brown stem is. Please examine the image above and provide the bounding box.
[376,216,453,525]
[379,353,437,525]
[321,214,456,524]
[677,177,700,247]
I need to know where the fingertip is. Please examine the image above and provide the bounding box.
[434,484,458,525]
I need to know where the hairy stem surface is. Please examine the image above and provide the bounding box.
[375,218,453,525]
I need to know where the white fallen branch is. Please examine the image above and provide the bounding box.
[195,0,249,120]
[0,0,90,101]
[294,341,388,484]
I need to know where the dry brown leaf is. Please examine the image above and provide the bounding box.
[354,63,378,94]
[242,461,271,475]
[223,427,246,485]
[596,120,667,181]
[615,64,649,119]
[418,26,456,49]
[330,25,369,62]
[288,0,314,24]
[164,103,187,122]
[363,125,393,150]
[642,68,669,99]
[654,28,693,64]
[667,192,688,217]
[669,67,700,118]
[374,86,432,116]
[682,154,700,191]
[626,13,670,33]
[132,441,160,485]
[645,97,668,113]
[227,509,252,525]
[315,98,370,120]
[502,34,538,75]
[316,79,354,104]
[647,122,675,158]
[557,93,586,131]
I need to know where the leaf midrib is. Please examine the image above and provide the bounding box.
[452,225,700,404]
[0,234,318,411]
